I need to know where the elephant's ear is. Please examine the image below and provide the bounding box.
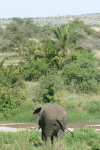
[33,104,42,114]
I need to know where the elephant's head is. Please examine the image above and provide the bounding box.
[33,104,42,123]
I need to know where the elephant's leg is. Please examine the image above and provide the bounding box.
[46,136,51,144]
[51,135,54,144]
[44,125,53,144]
[42,130,51,144]
[42,131,46,141]
[57,129,64,141]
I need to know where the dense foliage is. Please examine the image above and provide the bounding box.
[0,18,100,118]
[20,60,48,81]
[0,63,26,117]
[63,51,100,93]
[32,75,55,103]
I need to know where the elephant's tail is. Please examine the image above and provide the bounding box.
[65,128,74,137]
[56,119,74,137]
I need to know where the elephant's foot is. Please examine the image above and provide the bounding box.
[57,129,64,141]
[46,136,51,145]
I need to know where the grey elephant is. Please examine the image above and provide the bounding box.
[33,103,73,144]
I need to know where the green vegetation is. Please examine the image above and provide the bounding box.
[63,51,100,93]
[0,17,100,149]
[0,18,100,149]
[0,62,26,118]
[1,79,100,123]
[0,127,100,150]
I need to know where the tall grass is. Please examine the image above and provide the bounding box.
[0,127,100,150]
[0,80,100,123]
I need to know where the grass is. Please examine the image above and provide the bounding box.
[0,81,100,123]
[1,105,100,123]
[0,49,100,124]
[0,105,99,123]
[0,127,100,150]
[0,47,100,149]
[0,130,42,150]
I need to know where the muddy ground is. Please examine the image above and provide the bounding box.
[0,122,100,132]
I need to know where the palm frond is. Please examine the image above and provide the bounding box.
[49,28,60,40]
[57,27,61,38]
[63,25,69,35]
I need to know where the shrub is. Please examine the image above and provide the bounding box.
[29,130,42,147]
[20,60,48,81]
[47,67,58,75]
[0,27,4,36]
[76,36,100,51]
[87,138,100,150]
[0,65,26,117]
[64,127,100,149]
[32,75,55,103]
[86,100,100,113]
[63,52,78,65]
[32,74,65,103]
[0,40,9,52]
[63,51,100,93]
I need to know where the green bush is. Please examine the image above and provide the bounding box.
[32,75,55,103]
[29,130,42,147]
[20,60,48,81]
[0,40,9,52]
[63,51,100,93]
[0,65,26,117]
[63,127,100,149]
[32,74,65,103]
[64,52,78,65]
[64,58,95,83]
[68,18,100,39]
[86,100,100,113]
[0,27,4,36]
[77,78,99,93]
[87,138,100,150]
[47,67,58,75]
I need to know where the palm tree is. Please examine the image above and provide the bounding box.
[49,25,70,57]
[19,39,44,62]
[50,24,85,55]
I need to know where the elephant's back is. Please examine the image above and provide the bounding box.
[41,103,57,120]
[53,103,67,116]
[53,103,67,126]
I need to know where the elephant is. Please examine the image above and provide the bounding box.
[33,103,73,144]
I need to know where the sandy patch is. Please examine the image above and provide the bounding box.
[28,38,39,42]
[91,27,100,32]
[0,126,26,132]
[94,50,100,57]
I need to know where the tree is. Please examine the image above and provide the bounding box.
[67,18,88,45]
[19,39,44,62]
[6,23,20,34]
[49,25,70,57]
[39,25,70,69]
[25,18,33,26]
[40,37,63,70]
[0,27,4,36]
[8,25,26,50]
[41,24,84,70]
[9,32,26,51]
[12,17,24,26]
